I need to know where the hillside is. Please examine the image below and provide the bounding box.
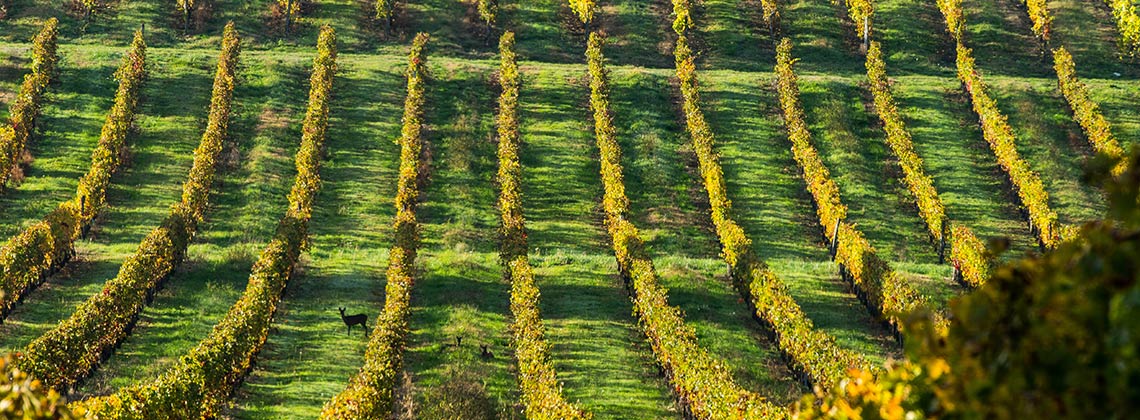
[0,0,1136,417]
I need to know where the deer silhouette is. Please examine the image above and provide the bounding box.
[338,307,368,336]
[480,344,494,360]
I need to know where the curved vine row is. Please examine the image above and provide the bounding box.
[1016,0,1123,179]
[959,53,1066,246]
[0,30,146,323]
[571,2,798,416]
[320,32,428,420]
[18,23,241,391]
[1053,47,1126,176]
[494,31,591,419]
[864,42,991,287]
[936,0,1073,249]
[71,25,336,418]
[0,18,59,190]
[776,39,947,337]
[1105,0,1140,56]
[665,24,872,391]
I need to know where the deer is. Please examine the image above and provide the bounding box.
[338,307,368,336]
[480,344,494,360]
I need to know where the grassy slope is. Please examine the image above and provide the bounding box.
[226,52,406,420]
[519,65,693,416]
[604,66,805,403]
[0,0,1135,416]
[0,44,28,121]
[396,61,517,419]
[876,0,1039,261]
[0,46,214,354]
[694,68,902,363]
[76,49,363,411]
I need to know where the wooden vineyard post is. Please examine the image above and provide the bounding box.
[285,0,294,35]
[939,221,948,264]
[863,16,869,51]
[829,218,840,259]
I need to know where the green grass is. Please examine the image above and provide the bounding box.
[517,65,695,415]
[75,50,320,403]
[0,46,214,353]
[534,253,677,418]
[395,60,516,419]
[692,68,903,363]
[890,75,1037,257]
[0,45,116,236]
[229,52,405,418]
[987,76,1107,225]
[0,0,1137,417]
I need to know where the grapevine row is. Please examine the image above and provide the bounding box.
[841,0,992,287]
[1021,0,1052,42]
[864,43,946,251]
[1105,0,1140,56]
[320,33,428,420]
[493,31,590,419]
[478,0,497,29]
[595,31,783,419]
[1016,0,1127,177]
[936,0,1071,249]
[666,19,873,392]
[1053,49,1127,176]
[376,0,395,31]
[569,0,595,26]
[864,40,991,287]
[0,18,59,190]
[72,25,335,418]
[0,29,146,323]
[17,24,241,391]
[775,39,946,336]
[844,0,872,42]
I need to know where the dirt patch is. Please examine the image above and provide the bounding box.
[256,106,291,132]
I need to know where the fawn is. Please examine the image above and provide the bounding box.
[338,307,368,336]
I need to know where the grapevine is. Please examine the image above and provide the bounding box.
[320,33,429,420]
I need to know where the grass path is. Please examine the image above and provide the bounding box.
[74,51,311,403]
[520,65,680,417]
[228,53,405,418]
[694,70,901,364]
[398,62,518,419]
[0,47,212,353]
[890,75,1037,257]
[0,0,1136,416]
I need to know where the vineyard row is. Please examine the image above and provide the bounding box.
[498,30,588,419]
[597,25,783,417]
[0,18,58,190]
[320,31,427,419]
[74,25,336,418]
[18,22,241,391]
[670,1,875,392]
[774,38,947,337]
[832,0,995,289]
[0,26,145,324]
[936,0,1073,249]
